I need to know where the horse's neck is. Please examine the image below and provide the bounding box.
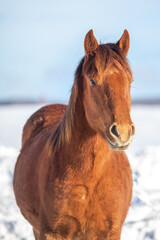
[69,82,94,144]
[64,83,111,172]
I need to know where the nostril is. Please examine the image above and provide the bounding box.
[110,124,119,138]
[131,124,135,136]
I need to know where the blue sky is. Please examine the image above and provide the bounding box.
[0,0,160,102]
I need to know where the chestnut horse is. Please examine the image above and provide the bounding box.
[13,29,135,240]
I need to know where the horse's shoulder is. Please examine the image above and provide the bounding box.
[108,150,132,176]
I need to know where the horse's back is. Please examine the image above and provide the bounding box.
[22,104,66,148]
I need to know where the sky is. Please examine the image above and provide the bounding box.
[0,0,160,102]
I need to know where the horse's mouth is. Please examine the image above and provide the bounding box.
[106,139,130,151]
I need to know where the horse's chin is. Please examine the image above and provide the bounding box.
[106,139,130,151]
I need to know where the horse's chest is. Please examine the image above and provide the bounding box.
[62,176,124,231]
[48,181,116,240]
[49,158,132,239]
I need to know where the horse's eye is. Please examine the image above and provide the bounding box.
[90,78,97,86]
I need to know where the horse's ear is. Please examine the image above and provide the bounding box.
[84,29,98,57]
[116,29,130,56]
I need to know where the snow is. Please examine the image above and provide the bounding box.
[122,146,160,239]
[0,104,160,240]
[0,145,34,240]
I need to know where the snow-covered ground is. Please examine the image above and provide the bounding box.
[0,104,160,240]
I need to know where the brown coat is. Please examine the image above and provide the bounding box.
[13,29,134,240]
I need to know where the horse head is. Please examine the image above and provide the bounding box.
[82,29,135,150]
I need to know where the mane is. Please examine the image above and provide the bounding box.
[48,57,84,154]
[99,43,132,77]
[49,43,132,154]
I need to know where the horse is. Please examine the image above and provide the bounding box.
[13,29,135,240]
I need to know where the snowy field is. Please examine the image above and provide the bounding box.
[0,104,160,240]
